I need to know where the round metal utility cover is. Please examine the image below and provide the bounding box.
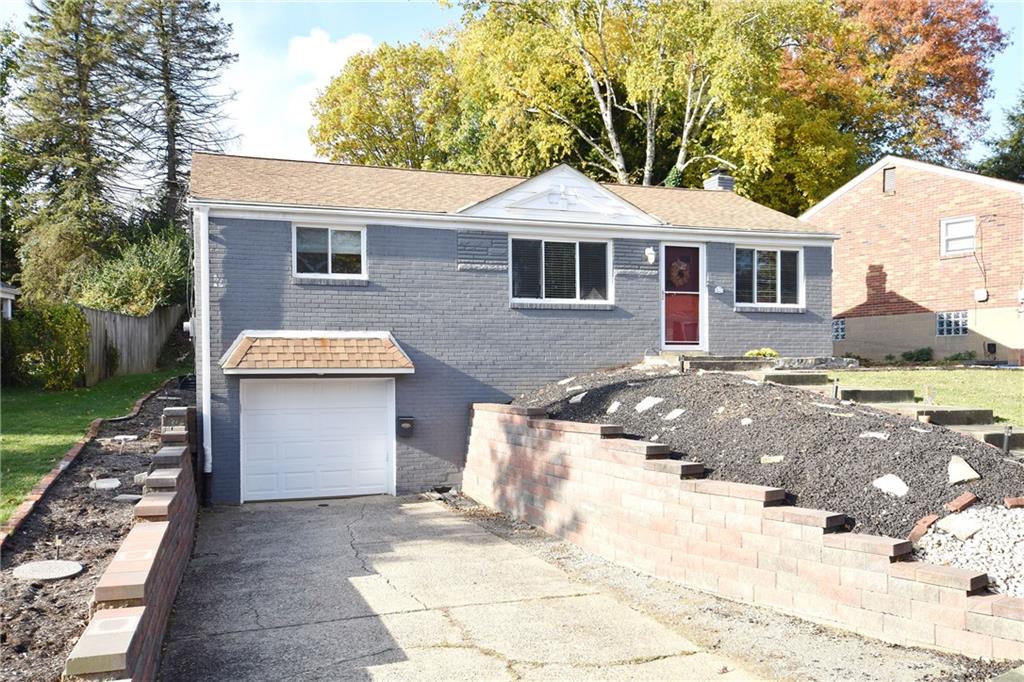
[12,560,83,581]
[88,478,121,490]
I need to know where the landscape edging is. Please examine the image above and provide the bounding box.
[0,377,177,549]
[463,403,1024,661]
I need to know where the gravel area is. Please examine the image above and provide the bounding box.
[0,380,194,682]
[916,506,1024,597]
[439,493,1019,681]
[513,366,1024,538]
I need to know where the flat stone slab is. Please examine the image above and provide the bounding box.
[872,474,908,497]
[113,494,143,503]
[935,514,985,541]
[112,435,139,442]
[635,396,664,413]
[949,455,981,484]
[88,478,121,491]
[568,391,587,404]
[13,559,83,581]
[859,431,889,441]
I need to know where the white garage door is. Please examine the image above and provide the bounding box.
[240,378,394,501]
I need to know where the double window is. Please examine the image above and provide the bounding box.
[940,216,975,256]
[936,310,968,337]
[510,238,610,302]
[294,226,366,279]
[735,247,801,306]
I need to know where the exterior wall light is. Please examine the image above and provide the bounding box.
[644,246,656,264]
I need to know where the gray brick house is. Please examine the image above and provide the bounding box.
[189,154,837,504]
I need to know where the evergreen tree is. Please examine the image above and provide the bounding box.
[976,89,1024,183]
[10,0,129,299]
[0,24,27,284]
[119,0,235,226]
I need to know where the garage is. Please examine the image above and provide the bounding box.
[240,378,396,501]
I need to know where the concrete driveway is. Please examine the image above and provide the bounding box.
[160,497,756,681]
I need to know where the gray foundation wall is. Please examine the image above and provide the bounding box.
[201,217,831,502]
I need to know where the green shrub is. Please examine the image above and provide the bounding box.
[1,317,17,385]
[744,347,780,358]
[945,350,977,362]
[900,347,934,363]
[77,229,188,316]
[8,301,89,390]
[884,354,896,363]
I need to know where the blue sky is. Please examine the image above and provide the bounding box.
[2,0,1021,163]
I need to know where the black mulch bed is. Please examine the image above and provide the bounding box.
[0,380,195,682]
[514,366,1024,539]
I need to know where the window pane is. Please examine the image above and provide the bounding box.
[756,250,777,304]
[665,293,700,344]
[780,250,799,304]
[944,219,975,238]
[665,246,699,292]
[735,249,754,303]
[945,236,975,253]
[882,167,895,194]
[330,230,362,274]
[579,242,608,300]
[544,241,577,299]
[296,227,328,274]
[511,239,542,299]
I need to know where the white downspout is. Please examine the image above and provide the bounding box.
[196,206,213,473]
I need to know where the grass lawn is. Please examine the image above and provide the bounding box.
[828,369,1024,425]
[1,368,187,525]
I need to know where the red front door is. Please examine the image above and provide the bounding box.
[663,245,701,346]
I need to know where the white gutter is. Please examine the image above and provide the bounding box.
[196,206,213,473]
[188,198,839,246]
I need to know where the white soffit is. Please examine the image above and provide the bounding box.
[458,164,662,227]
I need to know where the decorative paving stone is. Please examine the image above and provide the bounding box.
[113,494,143,503]
[634,397,664,413]
[740,417,753,426]
[910,426,932,433]
[112,434,139,442]
[134,473,148,486]
[606,401,620,415]
[662,408,685,421]
[760,455,784,464]
[828,412,854,418]
[859,431,889,441]
[949,455,981,484]
[557,376,577,385]
[13,560,83,581]
[565,385,584,393]
[88,478,121,491]
[568,392,587,404]
[935,513,984,541]
[945,492,979,513]
[872,474,908,497]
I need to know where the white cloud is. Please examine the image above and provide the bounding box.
[221,27,373,161]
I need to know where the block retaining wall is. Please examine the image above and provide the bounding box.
[463,403,1024,660]
[64,408,199,681]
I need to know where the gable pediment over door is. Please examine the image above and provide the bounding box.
[458,165,662,226]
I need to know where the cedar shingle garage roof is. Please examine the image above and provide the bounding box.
[191,153,822,234]
[220,331,414,374]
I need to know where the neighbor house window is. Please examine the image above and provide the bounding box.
[940,216,976,256]
[882,167,895,194]
[294,226,365,278]
[511,238,609,301]
[735,248,801,306]
[832,318,846,341]
[936,310,968,336]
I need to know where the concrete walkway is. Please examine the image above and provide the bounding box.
[160,497,757,681]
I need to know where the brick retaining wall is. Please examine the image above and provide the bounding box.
[64,408,199,681]
[463,404,1024,660]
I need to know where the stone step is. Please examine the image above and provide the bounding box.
[764,372,830,386]
[685,358,777,372]
[838,387,915,403]
[872,403,995,426]
[949,424,1024,449]
[643,458,705,478]
[160,427,188,444]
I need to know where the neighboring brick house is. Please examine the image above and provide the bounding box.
[189,154,836,504]
[802,156,1024,365]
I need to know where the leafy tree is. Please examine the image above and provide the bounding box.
[9,0,129,299]
[117,0,236,226]
[0,24,27,285]
[976,88,1024,183]
[310,43,455,168]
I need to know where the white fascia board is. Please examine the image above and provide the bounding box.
[190,199,838,246]
[801,155,1024,221]
[222,367,415,375]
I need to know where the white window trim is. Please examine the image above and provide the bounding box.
[292,224,368,280]
[507,235,615,305]
[733,245,805,309]
[939,216,976,257]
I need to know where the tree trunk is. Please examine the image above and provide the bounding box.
[159,1,180,226]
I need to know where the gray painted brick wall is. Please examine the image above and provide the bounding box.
[201,218,830,503]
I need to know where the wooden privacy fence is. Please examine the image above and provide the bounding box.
[82,304,185,386]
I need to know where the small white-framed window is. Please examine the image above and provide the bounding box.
[509,237,612,303]
[293,225,367,279]
[734,247,803,307]
[832,318,846,341]
[940,216,976,256]
[882,167,896,194]
[936,310,968,336]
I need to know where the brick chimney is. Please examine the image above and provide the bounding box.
[703,167,735,192]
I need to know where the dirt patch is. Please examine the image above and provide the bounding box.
[513,366,1024,539]
[0,380,194,682]
[439,493,1019,681]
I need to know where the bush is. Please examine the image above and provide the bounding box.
[744,347,779,358]
[900,347,934,363]
[77,229,188,316]
[1,317,16,385]
[8,301,89,390]
[946,350,977,362]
